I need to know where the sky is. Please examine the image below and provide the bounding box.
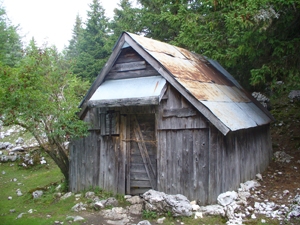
[2,0,121,51]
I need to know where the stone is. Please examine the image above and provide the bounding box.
[217,191,238,206]
[32,190,43,199]
[101,207,127,220]
[74,193,82,198]
[240,180,260,191]
[274,151,293,163]
[16,213,26,219]
[71,202,87,212]
[157,217,166,224]
[104,197,118,207]
[194,212,203,219]
[85,191,95,199]
[252,92,270,108]
[73,216,85,222]
[126,195,143,204]
[1,155,17,162]
[164,194,192,217]
[124,195,132,199]
[198,205,225,217]
[137,220,152,225]
[94,201,105,210]
[8,196,12,200]
[143,190,192,217]
[15,137,24,145]
[10,146,24,152]
[288,90,300,101]
[16,190,23,196]
[61,192,72,200]
[128,203,143,215]
[191,204,200,211]
[256,173,263,181]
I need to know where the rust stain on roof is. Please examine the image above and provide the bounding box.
[126,32,273,131]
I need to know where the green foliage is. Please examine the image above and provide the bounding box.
[110,0,142,42]
[133,0,300,93]
[0,41,89,181]
[142,210,158,219]
[0,4,22,66]
[67,0,112,82]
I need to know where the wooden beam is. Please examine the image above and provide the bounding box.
[113,61,146,72]
[163,108,197,118]
[88,97,159,108]
[106,67,159,80]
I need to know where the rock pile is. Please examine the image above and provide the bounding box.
[252,92,270,109]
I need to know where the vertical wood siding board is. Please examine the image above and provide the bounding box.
[114,137,120,193]
[200,129,209,204]
[182,130,189,196]
[80,137,85,191]
[208,125,218,204]
[78,138,82,191]
[230,134,236,190]
[95,134,100,187]
[111,137,117,192]
[187,130,195,200]
[126,115,131,194]
[118,115,126,194]
[192,130,200,203]
[101,137,107,190]
[159,131,167,192]
[233,133,239,190]
[220,132,226,192]
[86,134,92,189]
[169,131,178,194]
[176,130,183,196]
[166,130,172,193]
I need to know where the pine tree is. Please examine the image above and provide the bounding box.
[72,0,111,82]
[0,5,22,66]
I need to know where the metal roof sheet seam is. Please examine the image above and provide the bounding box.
[126,32,272,131]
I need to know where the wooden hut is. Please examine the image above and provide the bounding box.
[69,32,274,205]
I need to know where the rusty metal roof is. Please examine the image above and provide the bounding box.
[126,32,273,133]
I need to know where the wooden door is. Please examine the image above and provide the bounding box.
[127,114,157,195]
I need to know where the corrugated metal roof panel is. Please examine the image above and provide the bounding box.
[237,102,273,125]
[121,33,274,132]
[201,101,258,131]
[89,76,166,101]
[150,51,211,82]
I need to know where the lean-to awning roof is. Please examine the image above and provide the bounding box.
[88,76,166,107]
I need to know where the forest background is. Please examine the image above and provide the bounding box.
[0,0,299,182]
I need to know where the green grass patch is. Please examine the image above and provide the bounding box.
[0,156,83,225]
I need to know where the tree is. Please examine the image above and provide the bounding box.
[109,0,142,42]
[0,3,22,66]
[69,0,112,82]
[0,41,89,181]
[66,14,84,60]
[134,0,300,92]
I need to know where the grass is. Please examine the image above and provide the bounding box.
[0,155,82,225]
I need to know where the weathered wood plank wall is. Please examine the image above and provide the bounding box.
[156,85,272,205]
